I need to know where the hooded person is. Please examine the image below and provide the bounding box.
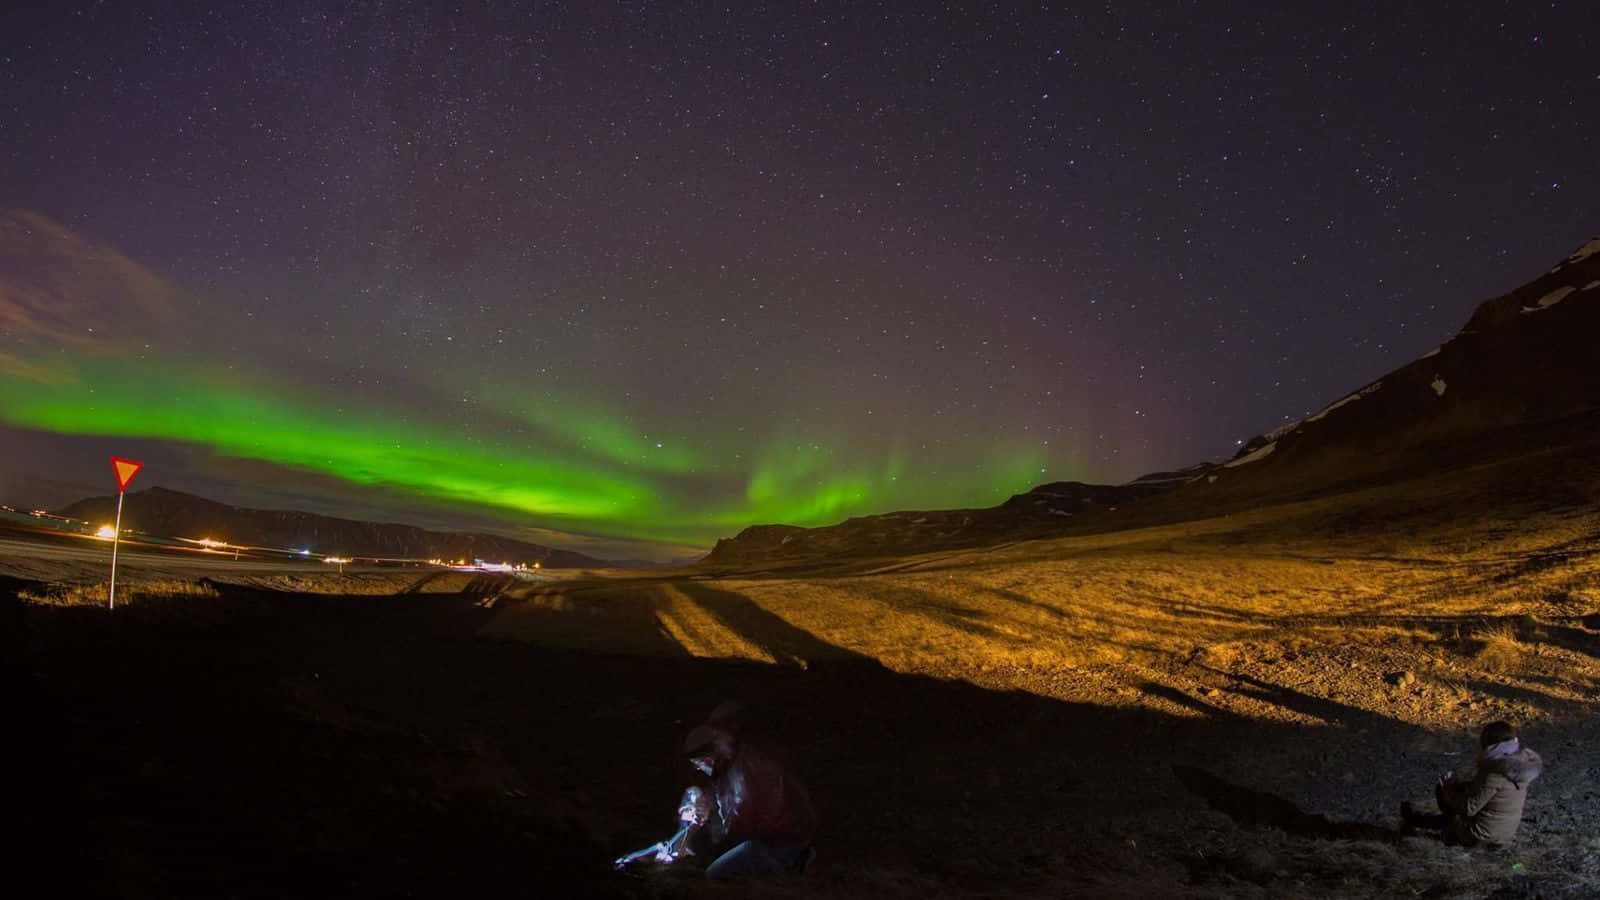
[681,701,818,881]
[1403,721,1544,846]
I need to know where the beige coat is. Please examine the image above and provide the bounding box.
[1444,746,1544,845]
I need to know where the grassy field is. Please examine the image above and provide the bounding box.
[6,445,1600,898]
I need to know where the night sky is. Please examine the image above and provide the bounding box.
[1,2,1593,559]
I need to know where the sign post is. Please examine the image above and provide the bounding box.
[107,456,144,609]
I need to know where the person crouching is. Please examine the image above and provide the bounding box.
[1402,720,1544,847]
[682,703,817,881]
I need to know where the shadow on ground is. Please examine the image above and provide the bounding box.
[3,576,1578,899]
[1172,765,1398,843]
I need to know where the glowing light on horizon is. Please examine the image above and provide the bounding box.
[0,353,1079,548]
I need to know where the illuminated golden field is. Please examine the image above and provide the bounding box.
[9,446,1600,899]
[485,474,1600,732]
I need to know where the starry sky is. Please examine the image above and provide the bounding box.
[0,2,1593,559]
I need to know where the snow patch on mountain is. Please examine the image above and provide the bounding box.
[1523,285,1577,313]
[1306,382,1382,423]
[1549,237,1600,273]
[1261,419,1301,442]
[1566,237,1600,266]
[1131,473,1199,485]
[1224,440,1277,468]
[1584,280,1600,292]
[1420,346,1441,358]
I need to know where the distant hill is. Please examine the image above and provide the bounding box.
[705,236,1600,566]
[702,479,1176,565]
[57,486,608,567]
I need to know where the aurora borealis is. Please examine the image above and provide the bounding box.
[0,207,1054,552]
[0,341,1050,548]
[1,3,1593,558]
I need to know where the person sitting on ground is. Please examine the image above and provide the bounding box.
[1402,720,1544,846]
[681,701,818,881]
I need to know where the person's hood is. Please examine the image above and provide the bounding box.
[683,723,737,759]
[1483,746,1544,787]
[683,700,744,759]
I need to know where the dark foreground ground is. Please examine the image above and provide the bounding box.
[6,576,1598,899]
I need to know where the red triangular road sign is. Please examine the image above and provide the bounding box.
[110,456,144,491]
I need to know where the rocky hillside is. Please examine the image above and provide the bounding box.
[1209,236,1600,491]
[58,486,607,567]
[705,237,1600,565]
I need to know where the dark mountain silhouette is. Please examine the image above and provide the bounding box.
[705,236,1600,565]
[1199,235,1600,494]
[57,486,608,567]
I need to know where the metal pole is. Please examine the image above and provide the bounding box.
[109,489,125,610]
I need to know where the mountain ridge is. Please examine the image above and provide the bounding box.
[57,485,610,567]
[704,235,1600,565]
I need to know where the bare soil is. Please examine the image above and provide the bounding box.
[6,461,1600,898]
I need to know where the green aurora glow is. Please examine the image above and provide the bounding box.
[0,352,1071,548]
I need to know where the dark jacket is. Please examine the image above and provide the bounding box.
[1447,745,1544,844]
[704,741,817,848]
